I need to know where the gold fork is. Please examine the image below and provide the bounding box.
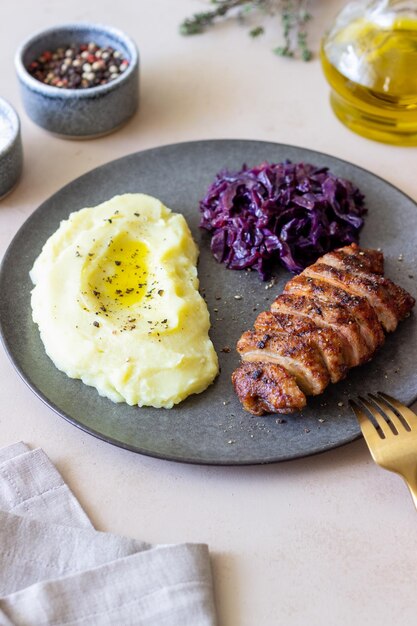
[350,392,417,510]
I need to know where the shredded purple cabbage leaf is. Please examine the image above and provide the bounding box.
[199,161,367,280]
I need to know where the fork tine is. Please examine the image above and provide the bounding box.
[378,392,417,430]
[358,396,392,438]
[349,399,381,447]
[368,394,407,433]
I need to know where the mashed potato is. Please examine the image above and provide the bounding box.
[30,193,219,408]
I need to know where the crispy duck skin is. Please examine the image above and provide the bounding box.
[322,244,384,275]
[283,274,385,353]
[231,361,306,415]
[237,329,330,395]
[232,244,415,416]
[271,293,369,366]
[304,262,412,332]
[254,311,348,383]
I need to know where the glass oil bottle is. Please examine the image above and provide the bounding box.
[321,0,417,145]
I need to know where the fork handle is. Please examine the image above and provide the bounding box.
[404,479,417,511]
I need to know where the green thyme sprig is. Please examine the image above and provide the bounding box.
[180,0,312,61]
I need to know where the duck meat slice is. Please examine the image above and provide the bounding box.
[283,274,385,353]
[304,262,414,332]
[254,311,348,383]
[237,329,330,395]
[271,293,370,367]
[321,243,384,275]
[231,361,306,416]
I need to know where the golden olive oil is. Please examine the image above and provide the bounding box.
[321,17,417,145]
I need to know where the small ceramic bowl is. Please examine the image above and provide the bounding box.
[15,23,139,138]
[0,98,23,200]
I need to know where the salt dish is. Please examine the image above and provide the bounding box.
[0,98,23,199]
[15,23,139,138]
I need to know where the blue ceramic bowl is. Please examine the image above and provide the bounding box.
[15,23,139,138]
[0,98,23,199]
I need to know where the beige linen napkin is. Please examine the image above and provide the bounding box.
[0,443,217,626]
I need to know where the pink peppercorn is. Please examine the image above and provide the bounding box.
[27,42,129,89]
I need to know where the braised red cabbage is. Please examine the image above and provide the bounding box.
[199,161,367,279]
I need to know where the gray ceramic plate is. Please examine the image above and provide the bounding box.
[1,140,416,464]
